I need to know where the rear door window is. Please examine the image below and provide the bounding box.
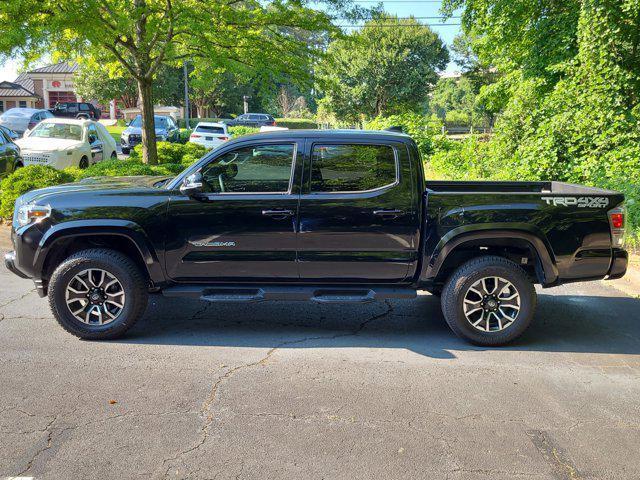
[309,144,397,193]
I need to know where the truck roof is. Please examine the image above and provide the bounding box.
[233,129,412,144]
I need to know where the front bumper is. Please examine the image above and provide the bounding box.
[4,251,29,279]
[607,248,628,279]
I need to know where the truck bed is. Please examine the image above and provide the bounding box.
[425,180,617,195]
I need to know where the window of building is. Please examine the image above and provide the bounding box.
[19,101,27,108]
[310,144,397,193]
[0,100,4,112]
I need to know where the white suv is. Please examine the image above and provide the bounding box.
[189,122,232,149]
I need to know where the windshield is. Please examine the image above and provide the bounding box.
[29,122,83,141]
[129,115,168,128]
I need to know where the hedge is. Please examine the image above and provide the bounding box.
[0,166,75,220]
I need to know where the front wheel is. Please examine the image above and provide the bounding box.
[79,156,89,169]
[110,151,117,160]
[441,256,536,346]
[48,248,148,340]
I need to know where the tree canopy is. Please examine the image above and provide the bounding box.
[316,15,449,122]
[0,0,350,163]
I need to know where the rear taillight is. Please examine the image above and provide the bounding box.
[220,136,229,141]
[608,206,626,247]
[190,134,201,139]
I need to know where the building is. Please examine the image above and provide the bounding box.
[0,62,78,113]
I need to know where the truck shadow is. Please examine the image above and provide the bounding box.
[120,292,640,359]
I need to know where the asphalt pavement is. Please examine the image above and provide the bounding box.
[1,250,639,479]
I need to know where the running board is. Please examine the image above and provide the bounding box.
[162,285,416,303]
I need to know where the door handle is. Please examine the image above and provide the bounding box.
[373,209,404,218]
[262,209,294,218]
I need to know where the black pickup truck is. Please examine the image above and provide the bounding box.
[4,130,628,345]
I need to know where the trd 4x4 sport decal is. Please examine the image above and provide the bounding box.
[541,197,609,208]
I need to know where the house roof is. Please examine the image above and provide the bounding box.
[27,62,78,74]
[0,80,38,98]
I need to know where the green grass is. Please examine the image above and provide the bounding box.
[106,125,125,143]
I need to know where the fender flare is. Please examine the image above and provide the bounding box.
[423,224,558,285]
[34,219,165,284]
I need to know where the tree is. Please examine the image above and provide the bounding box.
[0,0,348,164]
[75,61,183,109]
[316,15,449,121]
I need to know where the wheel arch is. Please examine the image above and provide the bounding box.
[422,226,558,287]
[36,220,165,287]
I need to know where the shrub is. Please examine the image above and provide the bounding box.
[228,126,260,137]
[275,118,317,129]
[366,113,442,159]
[129,141,207,164]
[75,159,158,179]
[0,166,75,220]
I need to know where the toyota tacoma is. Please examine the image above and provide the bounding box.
[4,129,628,345]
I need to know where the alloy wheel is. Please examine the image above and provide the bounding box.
[463,276,520,332]
[65,268,126,325]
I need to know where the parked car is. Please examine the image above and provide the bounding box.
[3,130,628,344]
[225,113,276,128]
[0,108,54,135]
[189,122,232,149]
[16,118,117,169]
[0,124,22,177]
[120,114,180,154]
[0,124,20,141]
[49,102,101,121]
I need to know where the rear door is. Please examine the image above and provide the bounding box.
[165,139,303,281]
[87,123,104,163]
[297,139,418,282]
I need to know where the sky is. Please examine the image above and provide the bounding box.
[0,0,462,82]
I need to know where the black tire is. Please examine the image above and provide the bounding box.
[121,147,130,155]
[441,255,536,346]
[79,156,89,169]
[110,151,117,159]
[48,248,148,340]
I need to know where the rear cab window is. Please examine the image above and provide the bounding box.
[309,144,398,193]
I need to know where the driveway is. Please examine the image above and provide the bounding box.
[0,251,639,479]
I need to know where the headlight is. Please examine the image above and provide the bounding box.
[17,204,51,227]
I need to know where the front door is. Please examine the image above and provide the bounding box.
[297,140,418,283]
[165,140,303,282]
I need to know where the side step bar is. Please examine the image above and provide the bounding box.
[162,285,417,304]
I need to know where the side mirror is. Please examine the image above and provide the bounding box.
[180,172,204,197]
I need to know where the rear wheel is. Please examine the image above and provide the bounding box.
[441,255,536,346]
[110,151,117,159]
[79,156,89,169]
[48,248,148,340]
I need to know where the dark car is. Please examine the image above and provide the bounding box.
[0,125,22,177]
[120,114,180,154]
[49,102,101,121]
[225,113,276,128]
[4,130,628,345]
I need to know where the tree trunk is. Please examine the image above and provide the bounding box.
[137,78,158,165]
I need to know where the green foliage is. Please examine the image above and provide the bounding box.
[275,118,317,129]
[316,15,449,121]
[228,126,261,137]
[0,166,74,220]
[365,113,442,158]
[130,141,207,164]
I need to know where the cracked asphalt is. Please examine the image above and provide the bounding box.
[1,256,640,479]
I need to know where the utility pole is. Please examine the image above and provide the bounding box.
[243,95,251,114]
[183,62,190,129]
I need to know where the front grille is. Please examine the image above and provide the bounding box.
[23,152,52,164]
